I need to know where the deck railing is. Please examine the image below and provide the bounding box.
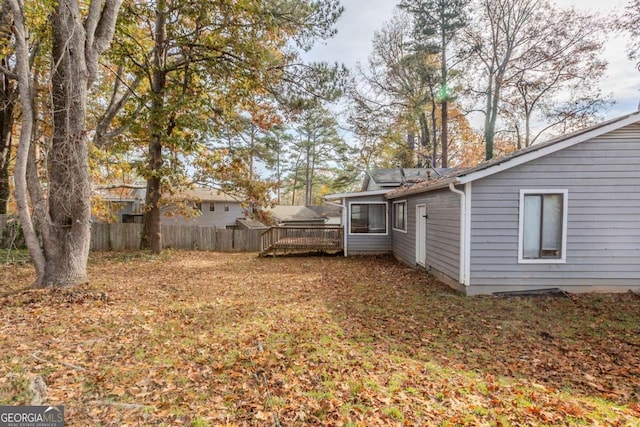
[260,226,343,256]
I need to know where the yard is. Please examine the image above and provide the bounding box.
[1,251,639,426]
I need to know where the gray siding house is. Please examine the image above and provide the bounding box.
[327,112,640,295]
[324,190,392,255]
[95,186,247,228]
[161,188,245,228]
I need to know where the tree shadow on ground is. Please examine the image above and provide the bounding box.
[318,255,640,404]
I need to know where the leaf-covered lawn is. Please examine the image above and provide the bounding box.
[1,251,639,426]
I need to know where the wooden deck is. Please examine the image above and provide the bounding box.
[259,226,343,256]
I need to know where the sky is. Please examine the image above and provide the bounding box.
[305,0,639,120]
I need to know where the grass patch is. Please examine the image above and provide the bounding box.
[0,248,31,265]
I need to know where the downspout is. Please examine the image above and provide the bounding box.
[324,199,347,257]
[448,182,468,286]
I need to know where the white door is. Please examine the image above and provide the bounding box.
[416,204,426,266]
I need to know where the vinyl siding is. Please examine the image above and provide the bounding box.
[392,189,460,280]
[468,125,640,294]
[161,201,244,228]
[346,194,391,254]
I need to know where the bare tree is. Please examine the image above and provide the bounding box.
[501,6,609,148]
[463,0,609,158]
[463,0,540,159]
[350,12,439,167]
[9,0,122,287]
[617,0,640,71]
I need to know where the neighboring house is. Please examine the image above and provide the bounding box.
[307,205,343,225]
[161,188,245,229]
[94,185,146,223]
[326,111,640,295]
[95,186,248,228]
[268,205,327,226]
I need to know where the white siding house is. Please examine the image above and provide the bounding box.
[161,188,245,228]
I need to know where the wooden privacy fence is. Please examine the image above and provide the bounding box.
[90,223,143,251]
[90,224,262,251]
[1,216,262,252]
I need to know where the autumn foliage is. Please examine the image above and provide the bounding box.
[1,252,639,425]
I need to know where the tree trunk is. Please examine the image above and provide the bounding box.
[524,103,532,148]
[0,67,13,214]
[0,8,16,215]
[418,111,431,168]
[441,101,448,167]
[142,140,163,253]
[276,151,282,205]
[406,129,416,167]
[486,77,502,160]
[9,0,47,283]
[42,0,92,287]
[430,99,438,168]
[142,2,167,254]
[305,141,312,206]
[9,0,121,288]
[440,25,448,168]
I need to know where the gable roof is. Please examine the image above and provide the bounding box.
[387,111,640,199]
[95,184,146,202]
[95,185,242,203]
[307,205,342,218]
[268,205,326,223]
[185,188,241,202]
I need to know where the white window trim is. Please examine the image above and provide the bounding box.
[518,189,568,264]
[392,200,408,233]
[348,201,388,236]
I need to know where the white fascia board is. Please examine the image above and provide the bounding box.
[385,179,455,199]
[324,189,390,200]
[457,113,640,185]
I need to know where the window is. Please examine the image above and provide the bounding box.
[224,204,230,212]
[393,200,407,232]
[122,214,144,224]
[209,203,215,212]
[350,203,387,234]
[194,202,202,212]
[519,190,568,263]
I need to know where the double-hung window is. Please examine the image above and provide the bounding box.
[392,200,407,232]
[350,203,387,234]
[518,190,568,263]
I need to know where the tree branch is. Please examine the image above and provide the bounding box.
[85,0,123,87]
